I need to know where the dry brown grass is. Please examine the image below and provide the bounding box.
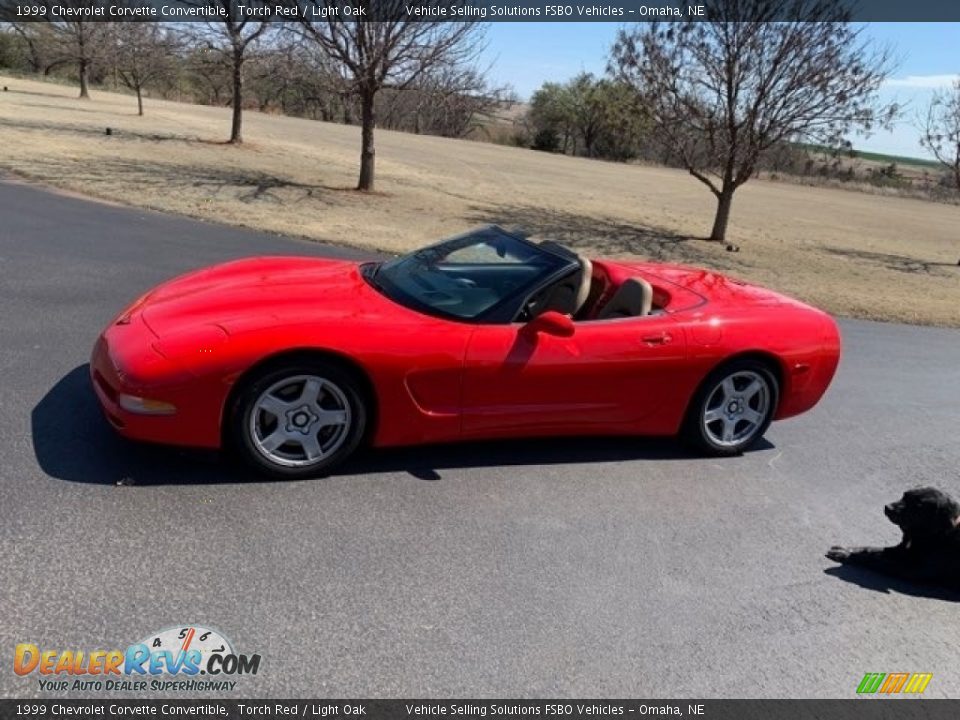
[1,74,958,326]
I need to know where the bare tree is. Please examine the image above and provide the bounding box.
[5,22,54,74]
[299,1,485,191]
[55,21,112,98]
[185,45,232,106]
[30,2,115,99]
[380,63,513,139]
[247,33,346,118]
[248,36,305,112]
[920,79,960,193]
[113,23,177,116]
[189,1,271,143]
[610,0,896,242]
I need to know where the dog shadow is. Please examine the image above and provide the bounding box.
[32,364,772,486]
[824,565,960,603]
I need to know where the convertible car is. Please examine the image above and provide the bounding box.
[91,226,840,478]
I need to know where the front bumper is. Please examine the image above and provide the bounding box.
[90,318,224,449]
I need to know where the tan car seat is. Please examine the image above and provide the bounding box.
[530,255,593,317]
[597,277,653,319]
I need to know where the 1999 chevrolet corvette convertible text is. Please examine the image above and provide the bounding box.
[91,226,841,478]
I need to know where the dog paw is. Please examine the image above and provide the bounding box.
[826,546,851,562]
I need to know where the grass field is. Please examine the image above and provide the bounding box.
[1,74,958,327]
[850,150,942,168]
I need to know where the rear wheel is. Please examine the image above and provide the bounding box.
[682,358,778,456]
[229,361,367,478]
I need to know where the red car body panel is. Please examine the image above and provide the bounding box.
[90,255,841,451]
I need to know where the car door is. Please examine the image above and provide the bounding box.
[460,314,688,437]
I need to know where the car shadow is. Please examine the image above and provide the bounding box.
[31,365,241,486]
[340,434,725,481]
[824,565,960,603]
[32,365,772,486]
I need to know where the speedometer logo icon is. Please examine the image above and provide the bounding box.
[138,625,234,673]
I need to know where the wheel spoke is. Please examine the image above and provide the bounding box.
[300,432,323,461]
[259,394,289,418]
[300,378,323,404]
[260,429,288,453]
[722,418,736,442]
[742,408,763,425]
[316,409,348,426]
[721,377,736,400]
[742,379,762,401]
[704,407,724,424]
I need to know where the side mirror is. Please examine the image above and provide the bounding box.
[524,310,575,337]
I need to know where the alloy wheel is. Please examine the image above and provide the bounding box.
[248,374,352,468]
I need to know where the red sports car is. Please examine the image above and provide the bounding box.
[91,226,841,478]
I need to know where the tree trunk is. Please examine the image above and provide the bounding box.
[358,90,376,191]
[78,59,90,99]
[136,87,143,116]
[709,186,735,242]
[229,49,244,144]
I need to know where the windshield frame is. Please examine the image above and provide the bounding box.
[361,226,578,324]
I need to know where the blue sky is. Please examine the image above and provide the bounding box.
[483,22,960,159]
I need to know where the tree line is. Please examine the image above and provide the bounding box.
[2,0,958,243]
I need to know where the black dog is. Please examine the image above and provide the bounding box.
[827,487,960,591]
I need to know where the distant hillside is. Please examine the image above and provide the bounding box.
[798,143,940,170]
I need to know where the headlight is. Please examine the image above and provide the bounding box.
[118,394,177,415]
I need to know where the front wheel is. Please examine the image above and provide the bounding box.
[228,361,367,479]
[682,359,779,456]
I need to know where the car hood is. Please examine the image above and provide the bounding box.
[136,256,392,337]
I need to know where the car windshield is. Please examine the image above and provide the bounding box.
[364,227,574,321]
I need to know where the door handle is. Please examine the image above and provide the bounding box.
[641,332,672,345]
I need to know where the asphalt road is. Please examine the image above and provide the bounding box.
[1,178,959,700]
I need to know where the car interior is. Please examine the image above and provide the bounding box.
[410,232,667,324]
[518,243,662,323]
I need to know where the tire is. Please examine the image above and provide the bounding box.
[227,360,368,479]
[681,358,779,457]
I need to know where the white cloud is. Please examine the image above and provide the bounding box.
[884,74,960,89]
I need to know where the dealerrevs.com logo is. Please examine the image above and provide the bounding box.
[15,626,261,692]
